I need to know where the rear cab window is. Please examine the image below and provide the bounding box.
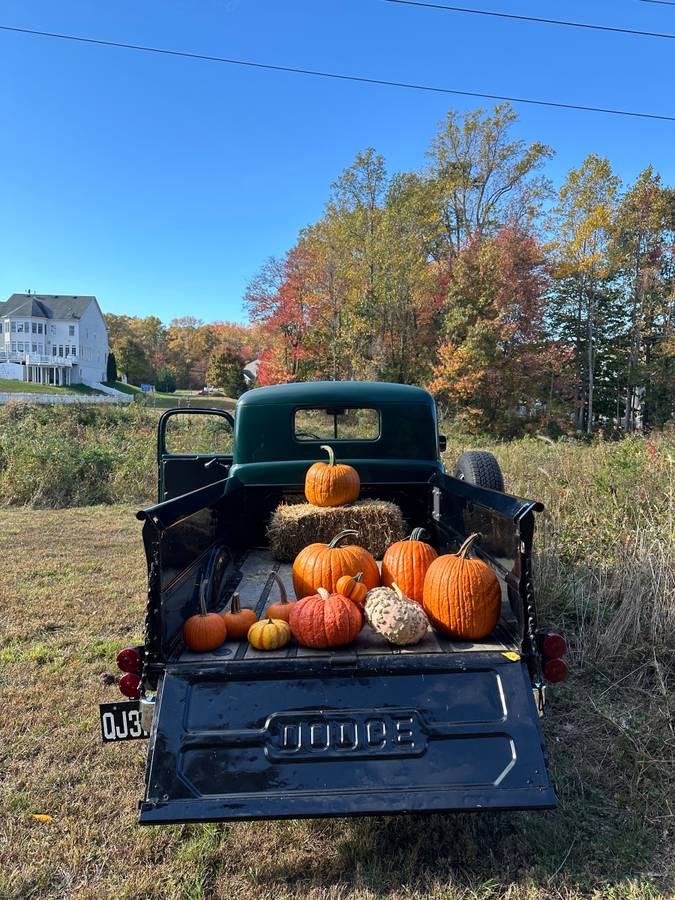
[294,407,380,442]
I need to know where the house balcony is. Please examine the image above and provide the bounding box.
[0,350,76,367]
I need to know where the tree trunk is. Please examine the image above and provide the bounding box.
[586,284,594,435]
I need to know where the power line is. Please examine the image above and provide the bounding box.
[1,22,674,122]
[640,0,675,7]
[385,0,675,40]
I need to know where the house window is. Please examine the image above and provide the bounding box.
[72,345,77,356]
[17,322,23,333]
[32,322,37,333]
[68,325,75,336]
[58,345,64,357]
[11,342,16,352]
[17,342,24,352]
[51,325,55,334]
[38,323,43,334]
[32,343,37,353]
[38,344,43,353]
[65,346,70,356]
[11,321,16,332]
[52,346,57,356]
[24,322,29,332]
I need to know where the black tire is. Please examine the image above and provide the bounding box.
[453,450,504,492]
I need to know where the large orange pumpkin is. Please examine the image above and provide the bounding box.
[289,587,363,648]
[304,444,360,507]
[422,533,501,640]
[292,529,379,599]
[381,527,438,604]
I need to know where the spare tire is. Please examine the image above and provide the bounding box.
[453,450,504,492]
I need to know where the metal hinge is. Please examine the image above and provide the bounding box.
[533,684,546,717]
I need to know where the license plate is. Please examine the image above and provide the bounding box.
[99,700,149,742]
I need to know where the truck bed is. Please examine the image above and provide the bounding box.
[175,548,518,664]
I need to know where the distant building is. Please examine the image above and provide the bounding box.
[0,294,109,386]
[243,358,259,386]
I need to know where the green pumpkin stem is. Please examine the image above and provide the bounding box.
[354,572,363,583]
[457,533,481,559]
[408,527,429,542]
[320,444,335,466]
[329,529,359,548]
[230,592,242,614]
[268,571,288,605]
[198,577,209,617]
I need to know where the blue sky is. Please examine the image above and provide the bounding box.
[1,0,673,324]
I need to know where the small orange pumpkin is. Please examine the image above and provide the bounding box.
[381,527,438,604]
[335,571,368,605]
[292,529,380,599]
[264,572,296,622]
[183,578,228,651]
[422,533,501,640]
[304,444,360,507]
[222,592,257,639]
[289,587,364,648]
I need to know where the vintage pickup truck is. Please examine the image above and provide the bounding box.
[101,381,567,824]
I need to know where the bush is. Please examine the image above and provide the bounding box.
[155,364,177,394]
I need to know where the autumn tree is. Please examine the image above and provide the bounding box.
[207,347,247,397]
[549,155,620,433]
[118,337,153,385]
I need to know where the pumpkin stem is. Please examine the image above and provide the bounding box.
[230,592,242,614]
[391,582,406,601]
[408,527,429,542]
[317,587,331,600]
[328,529,358,548]
[198,577,209,617]
[354,572,363,583]
[320,444,335,467]
[457,532,481,559]
[268,572,288,605]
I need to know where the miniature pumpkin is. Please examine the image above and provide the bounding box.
[264,572,296,622]
[183,578,228,651]
[423,533,501,640]
[335,571,368,605]
[292,530,380,598]
[304,444,360,507]
[289,587,363,648]
[247,617,291,651]
[365,582,429,646]
[222,592,257,639]
[381,527,438,604]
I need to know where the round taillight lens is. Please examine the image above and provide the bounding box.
[119,672,141,698]
[541,632,567,659]
[543,657,568,683]
[116,647,142,674]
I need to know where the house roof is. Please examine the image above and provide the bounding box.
[0,294,97,320]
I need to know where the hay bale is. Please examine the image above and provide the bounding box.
[268,499,406,563]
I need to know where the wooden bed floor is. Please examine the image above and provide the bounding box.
[178,548,518,664]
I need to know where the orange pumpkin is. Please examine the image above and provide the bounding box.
[264,572,296,622]
[222,592,257,640]
[292,529,380,599]
[422,533,501,640]
[381,527,438,604]
[304,444,360,507]
[183,578,228,651]
[335,571,368,605]
[289,587,364,648]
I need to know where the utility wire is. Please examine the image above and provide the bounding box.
[384,0,675,40]
[1,22,674,122]
[640,0,675,7]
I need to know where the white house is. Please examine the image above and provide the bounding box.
[0,294,109,386]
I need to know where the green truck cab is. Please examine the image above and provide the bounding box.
[101,381,566,824]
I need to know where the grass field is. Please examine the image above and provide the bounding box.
[104,381,236,410]
[0,378,103,396]
[0,435,673,898]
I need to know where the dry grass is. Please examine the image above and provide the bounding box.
[1,433,674,898]
[267,499,406,562]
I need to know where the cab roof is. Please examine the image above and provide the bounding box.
[237,380,434,407]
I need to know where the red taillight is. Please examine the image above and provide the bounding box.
[119,672,141,698]
[543,657,568,683]
[116,647,142,674]
[541,632,567,659]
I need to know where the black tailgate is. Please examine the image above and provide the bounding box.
[139,653,555,823]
